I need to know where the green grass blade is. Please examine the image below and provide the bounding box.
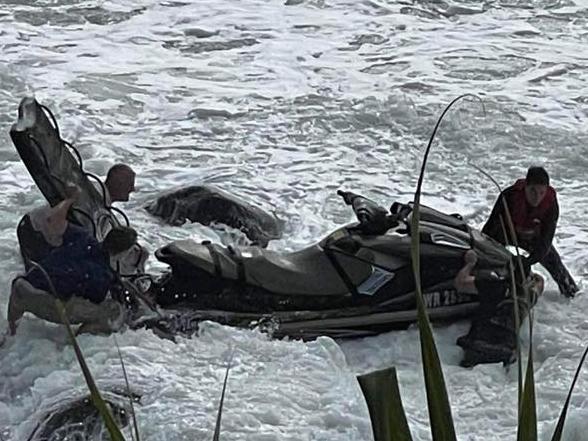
[517,328,537,441]
[410,221,456,441]
[471,164,525,408]
[497,194,530,405]
[212,353,233,441]
[500,217,523,406]
[56,299,127,441]
[114,335,141,441]
[550,345,588,441]
[410,95,481,441]
[28,261,126,441]
[357,367,413,441]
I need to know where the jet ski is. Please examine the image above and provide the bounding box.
[145,190,526,340]
[143,191,542,367]
[10,96,283,247]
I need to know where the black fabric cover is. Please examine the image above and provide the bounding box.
[10,97,118,238]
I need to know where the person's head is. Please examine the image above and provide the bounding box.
[102,226,138,256]
[524,166,549,207]
[105,164,136,203]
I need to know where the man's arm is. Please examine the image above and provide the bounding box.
[482,187,514,243]
[527,199,559,265]
[41,198,76,242]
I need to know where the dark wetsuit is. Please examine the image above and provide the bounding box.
[25,223,114,303]
[458,270,531,366]
[482,179,577,297]
[474,270,509,319]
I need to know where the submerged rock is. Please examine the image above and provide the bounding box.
[27,392,134,441]
[145,185,284,247]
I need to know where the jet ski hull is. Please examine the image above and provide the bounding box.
[140,301,479,340]
[146,222,489,339]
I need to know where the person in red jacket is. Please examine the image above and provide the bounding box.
[482,166,578,298]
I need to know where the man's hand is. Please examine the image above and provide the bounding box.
[560,278,579,298]
[454,250,479,294]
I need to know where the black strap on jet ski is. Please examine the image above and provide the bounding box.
[85,171,130,227]
[323,242,359,297]
[85,172,111,209]
[202,240,222,277]
[29,135,99,235]
[228,245,246,283]
[112,271,159,313]
[36,104,130,229]
[71,208,97,238]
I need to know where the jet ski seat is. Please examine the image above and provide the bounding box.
[156,239,374,296]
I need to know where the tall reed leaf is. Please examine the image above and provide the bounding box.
[411,95,480,440]
[471,165,524,405]
[357,367,413,441]
[114,336,141,441]
[28,261,126,441]
[495,187,532,412]
[212,353,233,441]
[517,325,537,441]
[550,345,588,441]
[56,299,127,441]
[476,174,537,440]
[471,163,543,432]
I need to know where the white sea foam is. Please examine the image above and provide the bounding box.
[0,0,587,439]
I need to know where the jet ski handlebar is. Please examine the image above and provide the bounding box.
[337,190,403,235]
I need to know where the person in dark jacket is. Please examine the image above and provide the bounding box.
[482,166,578,297]
[8,196,138,335]
[17,164,136,270]
[454,250,544,367]
[24,222,137,304]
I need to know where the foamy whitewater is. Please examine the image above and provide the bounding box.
[0,0,587,439]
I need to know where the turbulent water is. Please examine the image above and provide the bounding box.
[1,0,587,440]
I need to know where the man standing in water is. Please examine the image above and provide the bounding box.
[102,163,136,204]
[482,166,578,298]
[454,250,544,366]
